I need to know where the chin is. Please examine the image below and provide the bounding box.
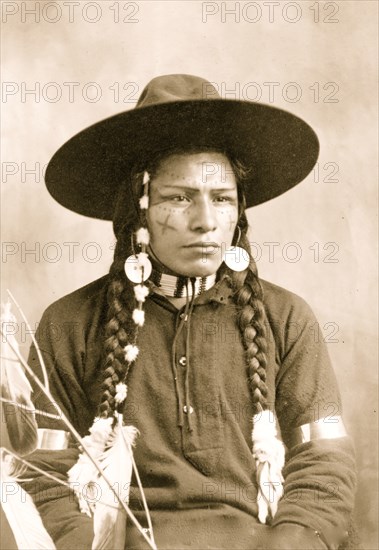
[176,259,222,278]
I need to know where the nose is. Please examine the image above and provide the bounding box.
[189,198,217,233]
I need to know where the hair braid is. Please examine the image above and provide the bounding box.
[232,226,269,416]
[99,230,137,417]
[233,231,285,523]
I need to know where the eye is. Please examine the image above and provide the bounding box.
[214,195,235,204]
[171,195,190,203]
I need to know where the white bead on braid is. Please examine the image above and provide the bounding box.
[136,228,150,246]
[143,170,150,185]
[123,344,139,362]
[134,284,149,302]
[115,383,128,404]
[139,195,149,210]
[132,308,145,327]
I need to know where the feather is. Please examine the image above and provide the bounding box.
[1,451,56,549]
[68,417,113,516]
[0,303,154,548]
[1,302,38,455]
[252,410,285,523]
[92,414,138,550]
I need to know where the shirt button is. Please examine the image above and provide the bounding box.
[178,356,187,367]
[183,405,194,414]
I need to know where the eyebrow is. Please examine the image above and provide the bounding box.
[157,185,237,192]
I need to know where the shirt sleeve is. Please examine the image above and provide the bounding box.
[28,304,93,435]
[268,291,357,549]
[20,304,94,548]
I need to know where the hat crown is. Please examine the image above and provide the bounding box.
[136,74,220,108]
[45,74,319,220]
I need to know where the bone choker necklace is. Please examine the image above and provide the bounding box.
[149,270,217,298]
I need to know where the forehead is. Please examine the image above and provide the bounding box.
[151,151,237,190]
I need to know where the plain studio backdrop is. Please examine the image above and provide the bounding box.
[1,1,378,548]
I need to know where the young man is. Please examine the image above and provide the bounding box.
[23,74,356,550]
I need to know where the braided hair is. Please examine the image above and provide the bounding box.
[98,149,270,419]
[100,172,143,418]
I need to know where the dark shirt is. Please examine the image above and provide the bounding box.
[23,275,356,549]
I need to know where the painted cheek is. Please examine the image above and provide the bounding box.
[149,204,189,238]
[154,203,189,214]
[215,206,238,226]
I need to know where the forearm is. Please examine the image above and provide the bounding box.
[20,448,94,549]
[271,437,356,549]
[257,524,328,550]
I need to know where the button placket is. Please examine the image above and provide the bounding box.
[173,309,192,424]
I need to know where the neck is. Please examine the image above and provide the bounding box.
[150,269,217,298]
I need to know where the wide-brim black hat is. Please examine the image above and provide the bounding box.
[45,74,319,220]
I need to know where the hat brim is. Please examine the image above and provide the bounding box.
[45,99,319,220]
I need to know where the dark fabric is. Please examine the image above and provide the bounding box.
[20,275,356,549]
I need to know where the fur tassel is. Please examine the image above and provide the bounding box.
[115,383,127,404]
[252,410,285,523]
[68,417,113,516]
[92,415,138,550]
[123,344,139,363]
[143,171,150,185]
[1,451,56,549]
[139,195,149,210]
[133,284,149,303]
[1,302,38,455]
[132,309,145,327]
[136,228,150,246]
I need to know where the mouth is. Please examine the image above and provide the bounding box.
[184,242,220,249]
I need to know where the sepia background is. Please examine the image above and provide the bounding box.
[2,1,378,548]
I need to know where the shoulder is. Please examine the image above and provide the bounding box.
[259,278,327,367]
[41,275,109,326]
[260,278,318,332]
